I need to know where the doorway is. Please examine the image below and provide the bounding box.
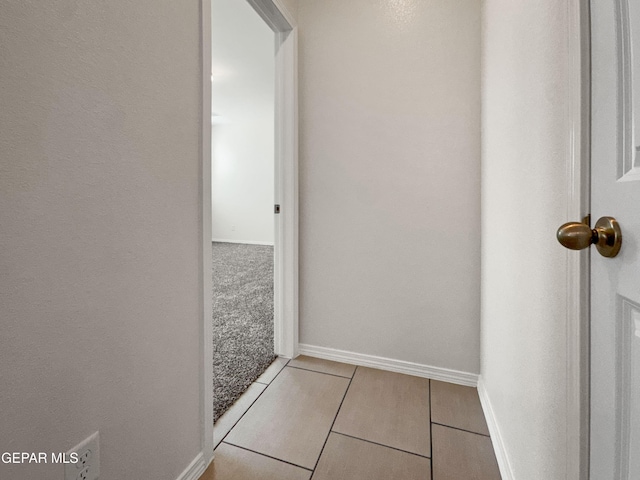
[211,0,276,423]
[199,0,299,456]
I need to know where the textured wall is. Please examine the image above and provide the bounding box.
[277,0,298,23]
[481,0,571,478]
[0,1,202,479]
[297,0,481,373]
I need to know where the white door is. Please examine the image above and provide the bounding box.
[590,0,640,478]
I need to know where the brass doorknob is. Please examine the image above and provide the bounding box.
[557,216,622,257]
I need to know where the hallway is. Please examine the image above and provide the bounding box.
[0,0,585,478]
[201,356,500,479]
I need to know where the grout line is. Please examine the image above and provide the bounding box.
[215,385,268,448]
[309,365,358,478]
[431,422,491,438]
[430,379,434,479]
[215,357,290,448]
[329,431,431,460]
[255,358,290,385]
[286,364,353,379]
[221,441,314,472]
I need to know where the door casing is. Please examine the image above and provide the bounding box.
[568,0,590,478]
[199,0,299,464]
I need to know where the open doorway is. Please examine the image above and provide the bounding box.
[211,0,276,422]
[200,0,298,453]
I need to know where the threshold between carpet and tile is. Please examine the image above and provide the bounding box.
[203,355,502,480]
[212,241,276,422]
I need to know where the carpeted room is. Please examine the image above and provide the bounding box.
[212,242,275,422]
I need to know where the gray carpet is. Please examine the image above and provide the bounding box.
[213,242,276,423]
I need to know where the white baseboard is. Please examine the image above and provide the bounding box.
[175,452,208,480]
[298,344,479,387]
[212,238,274,246]
[477,377,515,480]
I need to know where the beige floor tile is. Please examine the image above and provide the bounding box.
[224,367,350,469]
[288,355,356,378]
[313,433,431,480]
[199,443,311,480]
[431,380,489,436]
[255,357,289,384]
[214,383,266,448]
[332,367,430,457]
[432,424,501,480]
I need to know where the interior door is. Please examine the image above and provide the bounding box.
[590,0,640,478]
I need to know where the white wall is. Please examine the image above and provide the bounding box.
[0,1,202,479]
[211,0,275,245]
[278,0,298,23]
[298,0,482,374]
[481,0,572,478]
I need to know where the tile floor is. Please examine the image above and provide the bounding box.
[200,356,501,480]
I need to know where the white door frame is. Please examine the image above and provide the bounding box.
[247,0,300,360]
[199,0,299,465]
[565,0,591,479]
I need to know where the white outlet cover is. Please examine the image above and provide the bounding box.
[65,431,100,480]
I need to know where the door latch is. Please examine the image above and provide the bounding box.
[274,204,280,214]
